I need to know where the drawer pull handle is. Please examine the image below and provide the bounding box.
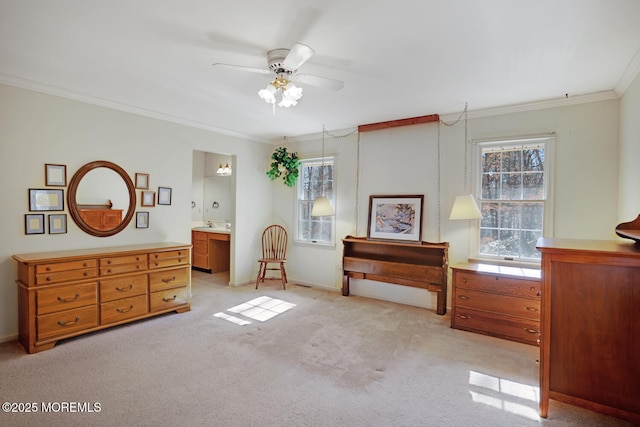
[162,295,177,302]
[524,328,539,334]
[161,276,177,283]
[83,262,88,267]
[116,305,134,313]
[458,295,470,300]
[525,306,540,312]
[461,277,467,283]
[46,266,51,272]
[107,260,112,265]
[46,277,52,282]
[116,284,134,292]
[83,272,88,276]
[57,293,80,303]
[107,269,112,274]
[456,314,470,320]
[58,317,80,327]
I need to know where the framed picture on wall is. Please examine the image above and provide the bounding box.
[141,191,155,207]
[48,214,67,234]
[136,211,149,228]
[135,173,149,189]
[45,164,67,186]
[158,187,172,205]
[367,194,424,243]
[29,189,64,211]
[25,214,45,234]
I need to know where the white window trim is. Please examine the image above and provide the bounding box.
[293,155,336,247]
[469,135,555,266]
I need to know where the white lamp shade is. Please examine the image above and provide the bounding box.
[311,196,334,217]
[449,194,482,220]
[258,85,277,104]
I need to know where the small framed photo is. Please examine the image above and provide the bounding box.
[48,214,67,234]
[136,211,149,228]
[45,164,67,186]
[158,187,172,205]
[29,189,64,211]
[25,214,45,234]
[135,173,149,189]
[367,194,424,243]
[141,191,155,207]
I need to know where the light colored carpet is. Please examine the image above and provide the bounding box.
[0,270,633,427]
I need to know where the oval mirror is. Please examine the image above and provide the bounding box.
[67,160,136,237]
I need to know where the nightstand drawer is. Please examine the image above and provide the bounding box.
[455,271,541,298]
[454,288,541,320]
[453,307,540,346]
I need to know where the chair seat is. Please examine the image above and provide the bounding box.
[258,258,286,263]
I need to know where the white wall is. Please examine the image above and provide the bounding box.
[0,83,272,341]
[619,71,640,220]
[274,97,624,311]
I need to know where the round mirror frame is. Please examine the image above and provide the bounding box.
[67,160,136,237]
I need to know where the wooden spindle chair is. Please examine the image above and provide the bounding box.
[256,225,288,289]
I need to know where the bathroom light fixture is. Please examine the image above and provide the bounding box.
[258,75,303,114]
[311,126,334,217]
[449,103,482,220]
[216,162,232,176]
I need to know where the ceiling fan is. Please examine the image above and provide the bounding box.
[213,43,344,111]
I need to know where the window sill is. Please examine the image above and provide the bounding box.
[293,239,336,248]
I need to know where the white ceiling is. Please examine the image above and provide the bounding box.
[1,0,639,142]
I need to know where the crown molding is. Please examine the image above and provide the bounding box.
[615,48,640,95]
[0,73,270,144]
[439,90,620,122]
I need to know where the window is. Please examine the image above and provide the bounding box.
[475,137,553,262]
[296,156,335,245]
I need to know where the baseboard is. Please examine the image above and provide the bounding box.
[0,333,18,344]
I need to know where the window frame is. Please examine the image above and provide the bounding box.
[470,136,555,266]
[294,155,336,246]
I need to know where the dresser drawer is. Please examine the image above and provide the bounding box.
[36,267,98,286]
[36,283,98,315]
[36,259,97,274]
[149,267,189,292]
[100,254,147,267]
[100,294,148,324]
[455,271,541,298]
[453,307,540,346]
[100,275,148,302]
[150,287,188,312]
[37,305,98,341]
[454,288,541,320]
[100,261,147,276]
[149,250,190,269]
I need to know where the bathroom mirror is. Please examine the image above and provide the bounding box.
[67,160,136,237]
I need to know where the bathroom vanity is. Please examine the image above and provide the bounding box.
[191,228,230,273]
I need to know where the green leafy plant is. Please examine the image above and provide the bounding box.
[266,147,300,187]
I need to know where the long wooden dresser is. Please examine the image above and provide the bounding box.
[13,242,191,354]
[536,238,640,424]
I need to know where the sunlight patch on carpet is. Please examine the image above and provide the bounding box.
[213,312,251,325]
[468,370,540,421]
[214,296,296,325]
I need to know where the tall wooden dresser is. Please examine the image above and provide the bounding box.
[13,242,191,354]
[536,238,640,424]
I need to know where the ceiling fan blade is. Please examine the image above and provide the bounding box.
[212,63,271,75]
[283,43,315,70]
[294,73,344,91]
